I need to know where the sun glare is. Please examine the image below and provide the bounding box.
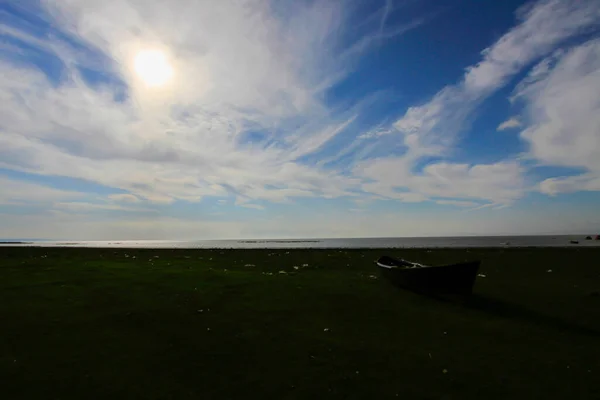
[134,49,173,87]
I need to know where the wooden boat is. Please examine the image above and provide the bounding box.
[376,256,480,296]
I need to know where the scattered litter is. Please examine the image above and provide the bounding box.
[477,274,486,278]
[302,263,309,267]
[154,256,159,258]
[244,264,255,267]
[323,328,330,332]
[194,287,197,290]
[197,309,203,313]
[443,332,447,335]
[443,369,448,374]
[207,328,210,331]
[209,258,213,261]
[125,254,129,258]
[223,269,228,272]
[132,256,136,259]
[368,275,378,279]
[293,266,299,270]
[279,270,287,274]
[547,269,552,273]
[429,353,432,359]
[266,272,273,276]
[285,252,290,254]
[355,371,359,374]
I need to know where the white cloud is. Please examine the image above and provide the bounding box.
[356,159,525,205]
[497,117,522,131]
[108,193,141,203]
[238,203,265,211]
[539,174,600,195]
[389,0,600,156]
[0,175,85,205]
[1,0,424,208]
[350,0,599,207]
[53,201,154,213]
[435,200,480,208]
[517,39,600,174]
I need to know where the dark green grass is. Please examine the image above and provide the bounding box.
[1,247,599,399]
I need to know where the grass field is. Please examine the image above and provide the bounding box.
[1,246,599,399]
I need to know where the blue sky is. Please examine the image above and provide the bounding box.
[1,0,599,240]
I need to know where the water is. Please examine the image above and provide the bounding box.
[2,235,599,249]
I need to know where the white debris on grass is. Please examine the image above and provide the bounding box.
[323,328,329,332]
[368,275,377,279]
[279,270,287,274]
[293,266,299,270]
[477,274,486,278]
[547,269,552,273]
[244,264,255,267]
[443,369,448,374]
[302,264,309,267]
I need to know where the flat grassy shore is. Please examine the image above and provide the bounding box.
[1,247,599,399]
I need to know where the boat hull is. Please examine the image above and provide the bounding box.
[378,258,480,296]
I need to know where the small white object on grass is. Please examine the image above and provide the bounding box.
[302,263,309,267]
[443,369,448,374]
[323,328,329,332]
[293,266,299,270]
[477,274,486,278]
[279,270,287,274]
[244,264,255,267]
[547,269,552,273]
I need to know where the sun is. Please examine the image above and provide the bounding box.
[134,49,174,87]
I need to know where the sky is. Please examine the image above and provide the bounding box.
[1,0,599,240]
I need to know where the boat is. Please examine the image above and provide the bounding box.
[376,256,480,296]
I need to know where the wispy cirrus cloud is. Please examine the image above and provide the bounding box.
[0,0,423,208]
[513,38,600,195]
[497,117,522,131]
[353,0,600,206]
